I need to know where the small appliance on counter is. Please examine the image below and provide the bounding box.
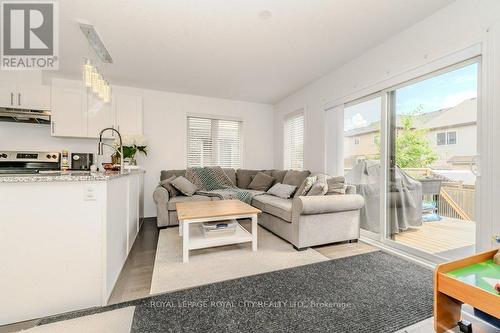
[71,153,94,171]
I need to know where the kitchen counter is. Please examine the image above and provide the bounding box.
[0,169,145,325]
[0,169,145,183]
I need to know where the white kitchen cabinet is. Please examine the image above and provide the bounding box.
[114,94,143,135]
[17,85,51,110]
[126,172,141,252]
[87,93,115,139]
[0,82,15,107]
[0,83,50,110]
[51,86,87,137]
[0,171,145,325]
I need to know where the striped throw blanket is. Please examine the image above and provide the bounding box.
[185,167,253,204]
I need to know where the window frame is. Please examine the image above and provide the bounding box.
[283,110,305,170]
[436,131,457,146]
[447,131,457,145]
[186,114,243,169]
[437,132,447,146]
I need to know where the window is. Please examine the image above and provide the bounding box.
[354,138,360,145]
[437,132,446,146]
[284,112,304,170]
[447,131,457,145]
[187,116,242,168]
[437,131,457,145]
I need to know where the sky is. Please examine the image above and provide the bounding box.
[344,62,478,131]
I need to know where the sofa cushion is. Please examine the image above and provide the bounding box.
[248,172,275,191]
[223,168,236,186]
[160,169,185,181]
[326,176,347,195]
[282,170,311,189]
[294,175,317,198]
[236,169,259,189]
[267,183,296,199]
[307,174,329,196]
[159,175,180,197]
[171,176,197,196]
[252,194,293,222]
[168,195,213,210]
[245,189,266,196]
[271,170,287,184]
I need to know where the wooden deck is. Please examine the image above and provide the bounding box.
[394,218,475,255]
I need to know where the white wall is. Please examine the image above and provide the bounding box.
[274,0,500,172]
[273,0,500,250]
[1,87,274,218]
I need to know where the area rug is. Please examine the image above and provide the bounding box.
[150,220,328,294]
[38,251,433,333]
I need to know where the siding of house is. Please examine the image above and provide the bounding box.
[427,124,476,168]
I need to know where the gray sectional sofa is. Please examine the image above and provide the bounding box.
[153,168,365,250]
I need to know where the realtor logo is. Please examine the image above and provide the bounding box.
[1,1,59,70]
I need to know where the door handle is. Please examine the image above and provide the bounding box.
[18,93,21,106]
[10,92,13,106]
[51,121,55,134]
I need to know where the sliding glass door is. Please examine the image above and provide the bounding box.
[343,96,383,240]
[337,58,481,263]
[385,60,479,261]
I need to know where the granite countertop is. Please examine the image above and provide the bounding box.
[0,169,145,183]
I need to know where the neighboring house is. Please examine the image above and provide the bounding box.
[344,98,477,169]
[422,98,477,169]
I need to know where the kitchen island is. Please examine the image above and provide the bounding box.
[0,170,144,325]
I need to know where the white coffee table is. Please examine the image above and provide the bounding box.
[176,200,261,263]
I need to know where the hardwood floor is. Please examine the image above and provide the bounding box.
[0,225,433,333]
[314,240,379,259]
[394,219,475,255]
[108,218,159,305]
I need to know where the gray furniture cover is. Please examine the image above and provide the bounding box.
[345,161,422,235]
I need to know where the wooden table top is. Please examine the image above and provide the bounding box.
[176,199,261,220]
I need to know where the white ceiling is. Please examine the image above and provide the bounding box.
[58,0,454,104]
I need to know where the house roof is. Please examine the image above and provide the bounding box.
[344,98,476,137]
[431,169,476,186]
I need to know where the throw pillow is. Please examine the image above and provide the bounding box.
[282,170,311,188]
[271,170,287,184]
[326,176,347,195]
[171,176,197,196]
[236,169,259,189]
[267,183,297,199]
[248,172,275,191]
[294,175,317,198]
[159,175,179,197]
[307,174,328,196]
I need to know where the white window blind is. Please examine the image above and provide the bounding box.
[187,116,242,168]
[284,112,304,170]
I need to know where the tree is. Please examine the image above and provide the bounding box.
[395,113,438,168]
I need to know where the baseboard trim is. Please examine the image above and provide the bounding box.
[360,236,435,270]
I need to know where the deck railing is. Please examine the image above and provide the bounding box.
[344,166,476,222]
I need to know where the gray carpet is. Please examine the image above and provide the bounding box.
[39,251,433,333]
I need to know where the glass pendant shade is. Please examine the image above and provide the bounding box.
[91,68,99,94]
[104,82,111,103]
[98,78,105,99]
[83,59,93,88]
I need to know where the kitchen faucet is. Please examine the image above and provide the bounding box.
[97,127,124,174]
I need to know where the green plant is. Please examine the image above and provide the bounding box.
[116,135,148,161]
[395,111,438,168]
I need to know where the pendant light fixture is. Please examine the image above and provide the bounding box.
[80,22,113,103]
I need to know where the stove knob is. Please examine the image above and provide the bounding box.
[52,155,57,159]
[46,154,51,159]
[0,153,7,158]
